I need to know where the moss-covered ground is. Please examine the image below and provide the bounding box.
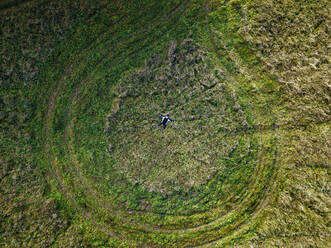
[1,0,330,247]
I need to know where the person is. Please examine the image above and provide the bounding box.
[157,114,174,133]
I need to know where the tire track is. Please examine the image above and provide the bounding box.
[42,1,194,245]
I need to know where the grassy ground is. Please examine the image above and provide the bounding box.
[1,0,330,247]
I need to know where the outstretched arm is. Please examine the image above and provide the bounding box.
[169,118,174,122]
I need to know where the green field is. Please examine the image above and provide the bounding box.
[1,0,330,247]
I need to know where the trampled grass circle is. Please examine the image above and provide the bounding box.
[105,40,248,195]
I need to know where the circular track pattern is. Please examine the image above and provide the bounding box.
[42,26,277,247]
